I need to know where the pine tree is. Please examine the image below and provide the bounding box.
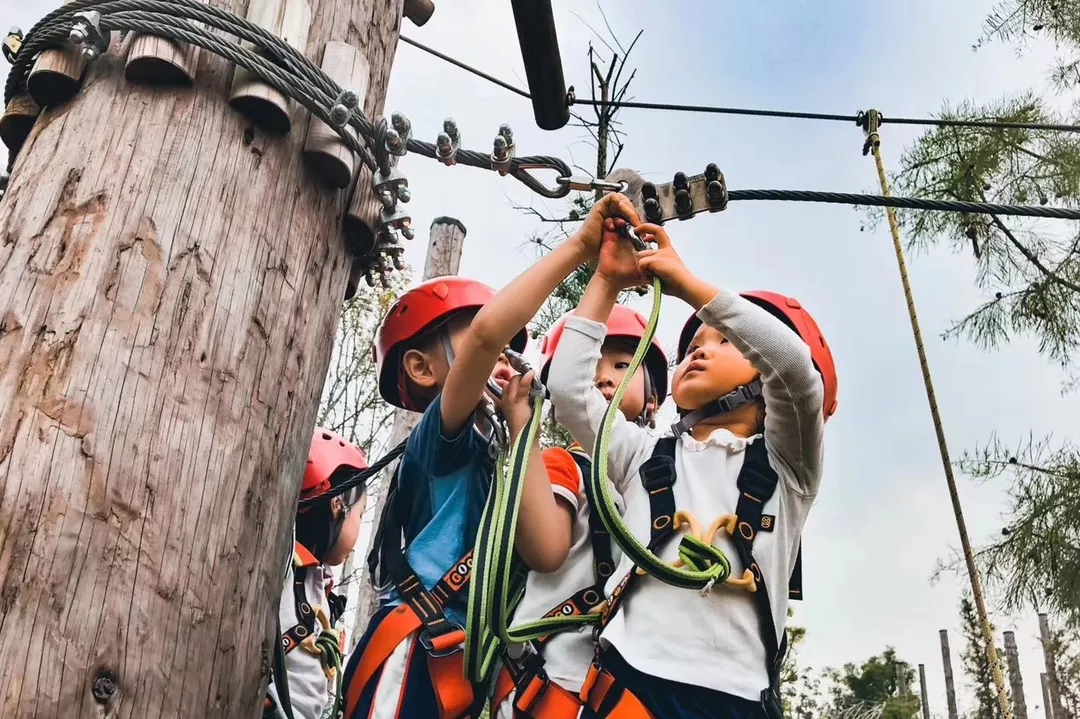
[958,597,1011,719]
[950,435,1080,624]
[826,648,920,719]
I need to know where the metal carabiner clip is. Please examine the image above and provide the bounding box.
[504,347,545,400]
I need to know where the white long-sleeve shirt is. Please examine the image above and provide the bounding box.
[546,289,825,700]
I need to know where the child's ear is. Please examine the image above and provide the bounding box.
[402,348,439,391]
[644,393,659,430]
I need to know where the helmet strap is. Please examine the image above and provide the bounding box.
[670,378,764,436]
[635,369,656,429]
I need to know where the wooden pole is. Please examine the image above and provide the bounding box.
[1004,630,1029,719]
[1038,614,1066,719]
[918,663,931,719]
[1041,673,1053,719]
[0,1,404,716]
[350,216,466,645]
[942,629,960,719]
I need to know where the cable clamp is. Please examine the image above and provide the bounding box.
[70,11,109,61]
[491,124,515,175]
[436,118,460,166]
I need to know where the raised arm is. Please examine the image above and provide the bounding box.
[636,223,824,492]
[439,195,639,436]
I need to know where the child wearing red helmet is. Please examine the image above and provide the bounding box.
[265,428,368,719]
[491,305,669,719]
[547,214,837,719]
[343,194,642,719]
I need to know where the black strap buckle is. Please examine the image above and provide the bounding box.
[639,454,676,492]
[417,623,465,658]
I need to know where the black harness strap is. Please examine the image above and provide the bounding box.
[568,451,617,595]
[367,464,472,651]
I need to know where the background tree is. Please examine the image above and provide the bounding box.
[1045,616,1080,718]
[951,435,1080,624]
[887,0,1080,632]
[958,597,1011,718]
[827,648,921,719]
[782,610,828,719]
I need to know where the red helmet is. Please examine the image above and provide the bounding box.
[676,291,837,420]
[540,305,669,404]
[303,428,368,499]
[373,276,529,409]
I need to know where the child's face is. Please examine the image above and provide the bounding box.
[595,340,649,422]
[671,324,757,411]
[402,312,516,406]
[324,496,364,567]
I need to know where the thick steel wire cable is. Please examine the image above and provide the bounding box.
[726,189,1080,219]
[868,133,1014,719]
[7,0,573,196]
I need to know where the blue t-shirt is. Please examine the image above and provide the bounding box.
[387,395,492,626]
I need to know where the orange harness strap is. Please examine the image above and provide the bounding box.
[491,658,586,719]
[581,665,654,719]
[344,604,472,719]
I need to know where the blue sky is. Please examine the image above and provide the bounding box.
[1,0,1073,714]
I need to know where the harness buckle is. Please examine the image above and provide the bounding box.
[418,625,465,658]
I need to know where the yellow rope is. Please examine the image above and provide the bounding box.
[862,110,1013,719]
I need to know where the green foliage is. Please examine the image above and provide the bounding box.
[980,0,1080,91]
[782,611,827,719]
[827,648,920,719]
[958,597,1010,718]
[951,435,1080,625]
[1047,617,1080,718]
[888,94,1080,383]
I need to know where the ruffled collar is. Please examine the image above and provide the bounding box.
[679,427,763,452]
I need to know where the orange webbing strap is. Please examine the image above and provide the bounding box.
[492,667,515,711]
[427,651,474,718]
[344,604,473,719]
[581,665,653,719]
[514,674,583,718]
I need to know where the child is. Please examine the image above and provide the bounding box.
[266,428,368,719]
[342,193,641,719]
[491,304,670,719]
[547,219,838,719]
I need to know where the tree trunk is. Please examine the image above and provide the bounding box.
[942,629,960,719]
[0,3,403,717]
[1041,673,1054,719]
[350,216,466,643]
[1039,614,1066,719]
[918,663,931,719]
[1004,630,1030,719]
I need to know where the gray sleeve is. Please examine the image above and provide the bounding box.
[546,315,651,494]
[697,290,825,493]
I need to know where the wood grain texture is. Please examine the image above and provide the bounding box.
[303,41,371,189]
[229,0,313,135]
[125,7,204,87]
[0,0,404,716]
[27,1,90,109]
[345,162,381,257]
[0,95,41,156]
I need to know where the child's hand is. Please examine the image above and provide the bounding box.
[502,370,539,437]
[596,217,650,290]
[635,223,694,302]
[573,193,642,259]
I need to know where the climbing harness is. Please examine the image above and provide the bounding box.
[859,109,1014,719]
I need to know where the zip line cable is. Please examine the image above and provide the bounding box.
[400,35,1080,134]
[862,111,1014,719]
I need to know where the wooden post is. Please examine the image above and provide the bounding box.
[0,0,405,716]
[918,664,931,719]
[351,216,466,641]
[897,662,910,697]
[1041,673,1053,719]
[27,0,92,108]
[303,41,371,189]
[403,0,436,26]
[1004,630,1029,719]
[230,0,313,135]
[1039,614,1066,719]
[125,1,205,86]
[0,94,41,157]
[941,629,960,719]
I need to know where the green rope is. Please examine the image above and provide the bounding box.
[587,277,732,590]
